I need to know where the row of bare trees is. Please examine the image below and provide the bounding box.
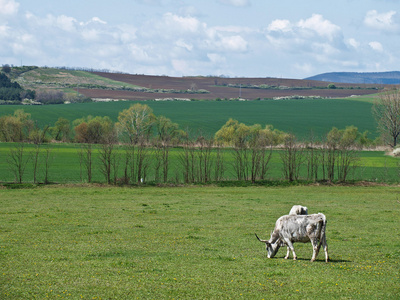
[62,123,365,185]
[280,127,361,182]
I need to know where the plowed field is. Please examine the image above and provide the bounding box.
[79,73,380,100]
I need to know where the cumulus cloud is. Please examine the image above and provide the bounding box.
[162,12,201,33]
[369,41,384,52]
[266,14,344,55]
[364,10,399,32]
[218,35,248,52]
[267,19,292,33]
[56,15,77,32]
[0,0,19,16]
[298,14,341,41]
[346,38,360,49]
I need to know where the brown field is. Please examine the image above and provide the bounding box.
[78,73,382,101]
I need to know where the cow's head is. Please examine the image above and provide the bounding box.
[255,233,281,258]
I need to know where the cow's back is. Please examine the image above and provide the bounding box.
[275,214,325,243]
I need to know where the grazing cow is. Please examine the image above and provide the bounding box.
[286,205,308,256]
[255,213,329,262]
[289,205,308,216]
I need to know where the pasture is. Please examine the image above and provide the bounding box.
[1,185,399,299]
[0,143,399,184]
[0,97,378,140]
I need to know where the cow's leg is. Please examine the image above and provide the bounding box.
[322,236,329,263]
[283,239,296,260]
[310,238,319,262]
[307,224,320,262]
[285,246,290,259]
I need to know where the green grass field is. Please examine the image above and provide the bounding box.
[0,143,399,184]
[0,98,378,140]
[1,185,399,299]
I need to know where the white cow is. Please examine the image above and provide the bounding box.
[286,205,309,256]
[289,205,308,216]
[255,213,329,262]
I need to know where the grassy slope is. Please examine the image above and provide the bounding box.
[1,185,399,299]
[16,68,144,90]
[0,98,378,140]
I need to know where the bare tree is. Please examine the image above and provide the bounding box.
[280,134,305,182]
[372,88,400,148]
[98,129,118,184]
[213,141,225,181]
[154,116,180,183]
[215,120,283,182]
[336,126,360,182]
[178,130,197,183]
[7,143,30,183]
[30,126,49,183]
[196,135,213,183]
[78,144,93,183]
[306,132,322,182]
[42,144,53,184]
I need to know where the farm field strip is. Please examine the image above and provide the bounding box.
[1,185,399,298]
[0,98,378,140]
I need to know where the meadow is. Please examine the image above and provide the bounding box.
[1,185,399,299]
[0,143,399,184]
[0,97,378,140]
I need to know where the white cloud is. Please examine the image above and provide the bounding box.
[176,39,193,51]
[298,14,341,41]
[207,53,226,64]
[81,17,107,26]
[267,19,292,33]
[218,0,250,7]
[56,15,77,32]
[369,41,384,52]
[218,35,248,52]
[364,10,399,32]
[0,24,10,38]
[266,14,343,54]
[162,12,202,34]
[0,0,19,16]
[347,38,360,49]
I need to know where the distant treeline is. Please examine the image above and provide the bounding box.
[0,71,35,103]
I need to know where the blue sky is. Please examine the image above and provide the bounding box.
[1,0,399,78]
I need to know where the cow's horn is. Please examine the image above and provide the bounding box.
[255,233,269,243]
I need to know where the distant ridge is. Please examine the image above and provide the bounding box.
[305,71,400,84]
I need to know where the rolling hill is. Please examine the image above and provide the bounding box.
[12,67,384,102]
[305,71,400,84]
